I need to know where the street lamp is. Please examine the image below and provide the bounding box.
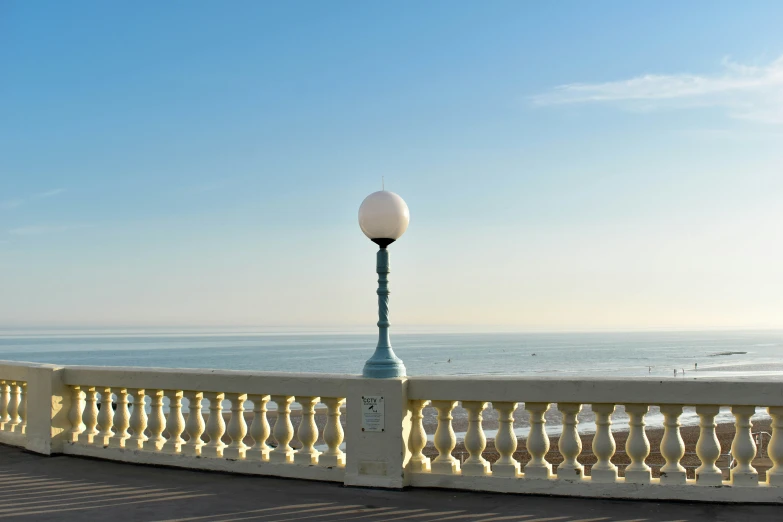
[358,190,409,378]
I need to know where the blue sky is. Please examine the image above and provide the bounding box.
[2,2,782,330]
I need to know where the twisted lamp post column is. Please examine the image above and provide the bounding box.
[359,190,409,378]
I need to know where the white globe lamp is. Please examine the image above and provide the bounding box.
[358,190,409,378]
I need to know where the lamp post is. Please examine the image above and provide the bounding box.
[358,190,409,378]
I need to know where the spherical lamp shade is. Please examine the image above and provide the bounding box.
[358,191,410,246]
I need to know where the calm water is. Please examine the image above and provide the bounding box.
[3,328,781,436]
[1,328,782,378]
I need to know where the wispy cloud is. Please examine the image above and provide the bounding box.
[8,224,91,236]
[532,55,783,123]
[0,188,65,210]
[33,188,65,199]
[0,199,25,210]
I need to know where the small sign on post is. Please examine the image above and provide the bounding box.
[361,395,385,432]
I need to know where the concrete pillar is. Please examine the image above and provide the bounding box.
[24,364,71,455]
[344,377,411,488]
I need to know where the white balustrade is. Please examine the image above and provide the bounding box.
[320,397,345,467]
[79,387,99,444]
[18,383,27,434]
[109,388,130,448]
[270,395,295,463]
[182,391,205,456]
[69,386,85,442]
[143,390,166,451]
[557,403,583,481]
[7,382,20,432]
[492,401,520,477]
[10,359,783,503]
[730,405,758,486]
[591,403,617,482]
[202,392,226,458]
[128,388,148,449]
[524,402,552,479]
[95,387,114,446]
[431,400,460,474]
[0,381,9,430]
[624,404,651,484]
[407,399,431,473]
[768,406,783,486]
[461,401,490,476]
[659,404,686,484]
[224,393,249,460]
[695,405,722,485]
[162,390,186,454]
[294,396,321,465]
[246,394,271,461]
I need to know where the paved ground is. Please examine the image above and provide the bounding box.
[0,445,778,522]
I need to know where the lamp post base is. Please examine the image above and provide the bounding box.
[362,356,406,379]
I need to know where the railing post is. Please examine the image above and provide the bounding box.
[730,405,758,486]
[695,405,723,485]
[768,406,783,486]
[624,404,651,484]
[557,403,583,481]
[23,364,71,455]
[591,403,618,483]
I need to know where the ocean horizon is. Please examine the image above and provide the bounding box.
[2,327,782,379]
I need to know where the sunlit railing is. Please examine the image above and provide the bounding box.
[2,360,782,503]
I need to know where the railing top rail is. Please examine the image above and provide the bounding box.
[0,360,63,381]
[407,375,783,406]
[62,365,358,397]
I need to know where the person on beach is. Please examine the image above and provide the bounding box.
[674,369,677,376]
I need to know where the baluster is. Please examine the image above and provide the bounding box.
[246,394,271,461]
[320,397,345,467]
[109,388,130,448]
[127,389,148,449]
[407,399,431,472]
[95,387,114,445]
[767,406,783,486]
[522,402,550,479]
[431,400,460,474]
[143,390,166,451]
[270,395,295,463]
[202,392,227,458]
[162,390,186,454]
[69,386,85,442]
[461,401,490,476]
[224,393,249,460]
[659,404,686,484]
[79,387,99,444]
[730,405,758,486]
[18,383,27,434]
[294,396,321,465]
[591,403,617,482]
[0,381,9,430]
[182,391,205,457]
[7,382,20,432]
[695,405,722,485]
[624,404,651,484]
[492,401,520,477]
[557,403,583,481]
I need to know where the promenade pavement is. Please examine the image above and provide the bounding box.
[0,444,778,522]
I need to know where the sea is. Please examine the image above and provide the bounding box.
[2,328,782,439]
